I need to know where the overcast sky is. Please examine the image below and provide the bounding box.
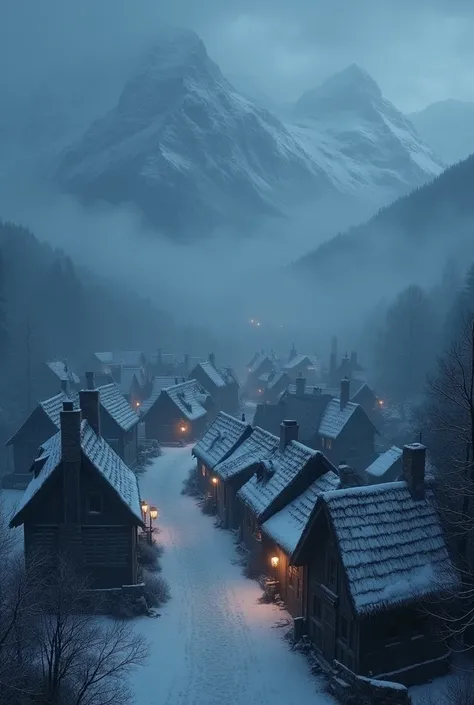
[1,0,473,112]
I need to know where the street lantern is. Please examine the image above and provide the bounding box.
[141,500,149,515]
[270,555,279,569]
[150,506,158,521]
[135,401,141,408]
[212,477,218,485]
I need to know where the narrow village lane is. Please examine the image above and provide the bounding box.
[132,446,335,705]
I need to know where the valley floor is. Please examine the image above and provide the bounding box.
[131,446,336,705]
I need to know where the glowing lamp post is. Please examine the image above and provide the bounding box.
[141,500,149,517]
[141,500,159,545]
[270,555,279,581]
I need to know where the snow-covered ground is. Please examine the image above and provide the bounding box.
[132,446,335,705]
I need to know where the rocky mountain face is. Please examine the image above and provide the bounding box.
[290,64,443,199]
[55,33,444,240]
[409,99,474,165]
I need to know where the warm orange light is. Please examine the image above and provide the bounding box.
[141,500,149,515]
[135,401,141,408]
[378,399,384,407]
[271,556,279,569]
[212,477,218,485]
[180,424,187,433]
[150,506,158,521]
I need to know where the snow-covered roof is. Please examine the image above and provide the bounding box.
[95,351,146,368]
[149,352,178,367]
[97,383,139,432]
[46,361,80,385]
[193,361,238,389]
[318,399,360,439]
[322,481,458,615]
[193,412,251,469]
[238,440,329,520]
[139,377,177,416]
[40,391,78,429]
[351,382,376,403]
[365,446,402,484]
[165,380,210,421]
[262,471,339,556]
[248,354,272,375]
[10,420,143,527]
[215,426,279,481]
[282,392,333,442]
[267,371,289,390]
[282,354,319,371]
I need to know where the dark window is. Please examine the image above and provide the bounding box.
[87,492,103,515]
[313,595,322,621]
[296,577,302,601]
[326,439,332,450]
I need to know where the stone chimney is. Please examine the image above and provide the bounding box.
[338,463,360,488]
[340,377,350,410]
[402,443,426,500]
[295,377,306,397]
[60,378,68,393]
[289,343,297,362]
[79,372,100,436]
[280,419,299,452]
[175,377,179,385]
[242,413,246,422]
[60,401,82,525]
[209,353,216,367]
[111,365,122,384]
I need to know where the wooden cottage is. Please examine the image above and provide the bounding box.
[142,379,212,443]
[260,371,291,403]
[192,412,252,497]
[293,444,458,685]
[189,356,240,415]
[237,421,336,574]
[282,348,321,384]
[261,467,339,618]
[5,375,139,487]
[10,394,144,590]
[212,426,279,529]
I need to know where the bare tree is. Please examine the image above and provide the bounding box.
[33,557,149,705]
[417,317,474,646]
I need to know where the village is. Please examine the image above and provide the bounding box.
[0,339,468,705]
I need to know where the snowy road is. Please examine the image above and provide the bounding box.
[132,446,335,705]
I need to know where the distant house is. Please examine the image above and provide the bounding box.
[85,351,148,383]
[329,348,364,388]
[293,444,458,685]
[351,382,381,425]
[138,377,177,417]
[211,426,278,530]
[261,371,290,403]
[5,375,139,487]
[189,355,240,415]
[34,360,81,400]
[111,366,148,409]
[282,346,321,384]
[237,421,336,573]
[147,350,179,377]
[142,379,213,443]
[192,412,252,498]
[317,379,379,472]
[10,396,144,591]
[244,353,276,400]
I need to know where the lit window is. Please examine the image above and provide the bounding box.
[87,492,103,515]
[326,438,332,450]
[201,465,206,477]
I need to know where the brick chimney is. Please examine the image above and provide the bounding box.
[79,372,100,436]
[280,419,299,452]
[338,463,360,488]
[295,377,306,397]
[60,401,82,525]
[340,377,350,410]
[402,443,426,500]
[209,353,216,367]
[60,378,68,393]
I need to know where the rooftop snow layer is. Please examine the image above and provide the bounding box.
[165,380,210,421]
[95,351,145,368]
[322,481,458,614]
[262,471,339,556]
[46,361,80,384]
[318,398,359,439]
[215,426,279,481]
[11,421,142,525]
[97,383,139,432]
[238,440,322,519]
[139,376,177,415]
[193,412,251,469]
[365,446,402,483]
